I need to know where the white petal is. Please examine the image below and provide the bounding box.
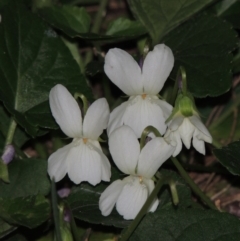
[164,129,182,157]
[168,115,184,131]
[99,180,125,216]
[67,139,102,185]
[138,138,174,178]
[107,101,128,136]
[193,129,205,155]
[123,96,167,138]
[89,140,111,182]
[48,143,72,182]
[49,84,82,138]
[83,98,110,140]
[143,178,159,212]
[154,99,173,120]
[189,115,212,143]
[109,126,140,175]
[116,176,148,220]
[142,44,174,95]
[179,118,195,149]
[104,48,143,95]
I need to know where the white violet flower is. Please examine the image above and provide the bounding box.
[164,94,212,156]
[99,125,175,220]
[48,84,111,185]
[104,44,174,138]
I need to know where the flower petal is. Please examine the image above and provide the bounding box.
[107,101,128,136]
[49,84,82,138]
[104,48,143,95]
[138,138,174,178]
[179,118,195,149]
[48,143,71,182]
[83,98,110,140]
[89,140,111,182]
[109,126,140,175]
[154,99,173,120]
[123,96,167,137]
[99,180,125,216]
[189,115,212,143]
[168,115,184,131]
[143,178,159,212]
[67,139,102,185]
[142,44,174,95]
[116,176,148,220]
[192,130,206,155]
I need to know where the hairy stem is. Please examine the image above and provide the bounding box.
[5,119,17,146]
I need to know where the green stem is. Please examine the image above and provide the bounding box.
[84,0,109,65]
[5,119,17,146]
[209,97,240,130]
[34,141,48,159]
[120,177,165,241]
[74,93,89,116]
[168,178,179,205]
[140,126,161,150]
[171,157,217,210]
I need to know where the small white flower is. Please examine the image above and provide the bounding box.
[104,44,174,138]
[99,126,174,220]
[164,114,212,156]
[48,84,111,185]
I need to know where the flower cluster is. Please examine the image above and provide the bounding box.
[48,44,212,220]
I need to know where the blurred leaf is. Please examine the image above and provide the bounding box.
[59,0,100,5]
[163,13,237,97]
[213,141,240,175]
[128,0,215,43]
[0,195,50,228]
[106,17,146,36]
[0,218,17,239]
[214,0,240,28]
[38,5,91,34]
[0,159,50,199]
[129,208,240,241]
[0,2,91,135]
[233,51,240,73]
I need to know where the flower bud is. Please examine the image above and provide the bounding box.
[1,145,15,165]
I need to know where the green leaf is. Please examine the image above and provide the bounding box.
[38,5,91,35]
[0,2,91,135]
[67,168,192,228]
[129,208,240,241]
[0,195,50,228]
[213,141,240,176]
[106,17,146,36]
[214,0,240,28]
[163,13,237,97]
[128,0,215,43]
[0,218,17,239]
[39,6,146,40]
[85,61,104,77]
[0,159,50,199]
[67,167,131,228]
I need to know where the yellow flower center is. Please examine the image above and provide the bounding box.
[139,176,143,183]
[83,138,88,144]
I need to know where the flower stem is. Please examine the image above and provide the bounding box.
[171,157,217,210]
[209,97,240,131]
[84,0,109,65]
[140,125,161,150]
[120,177,165,241]
[5,119,17,146]
[74,93,89,116]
